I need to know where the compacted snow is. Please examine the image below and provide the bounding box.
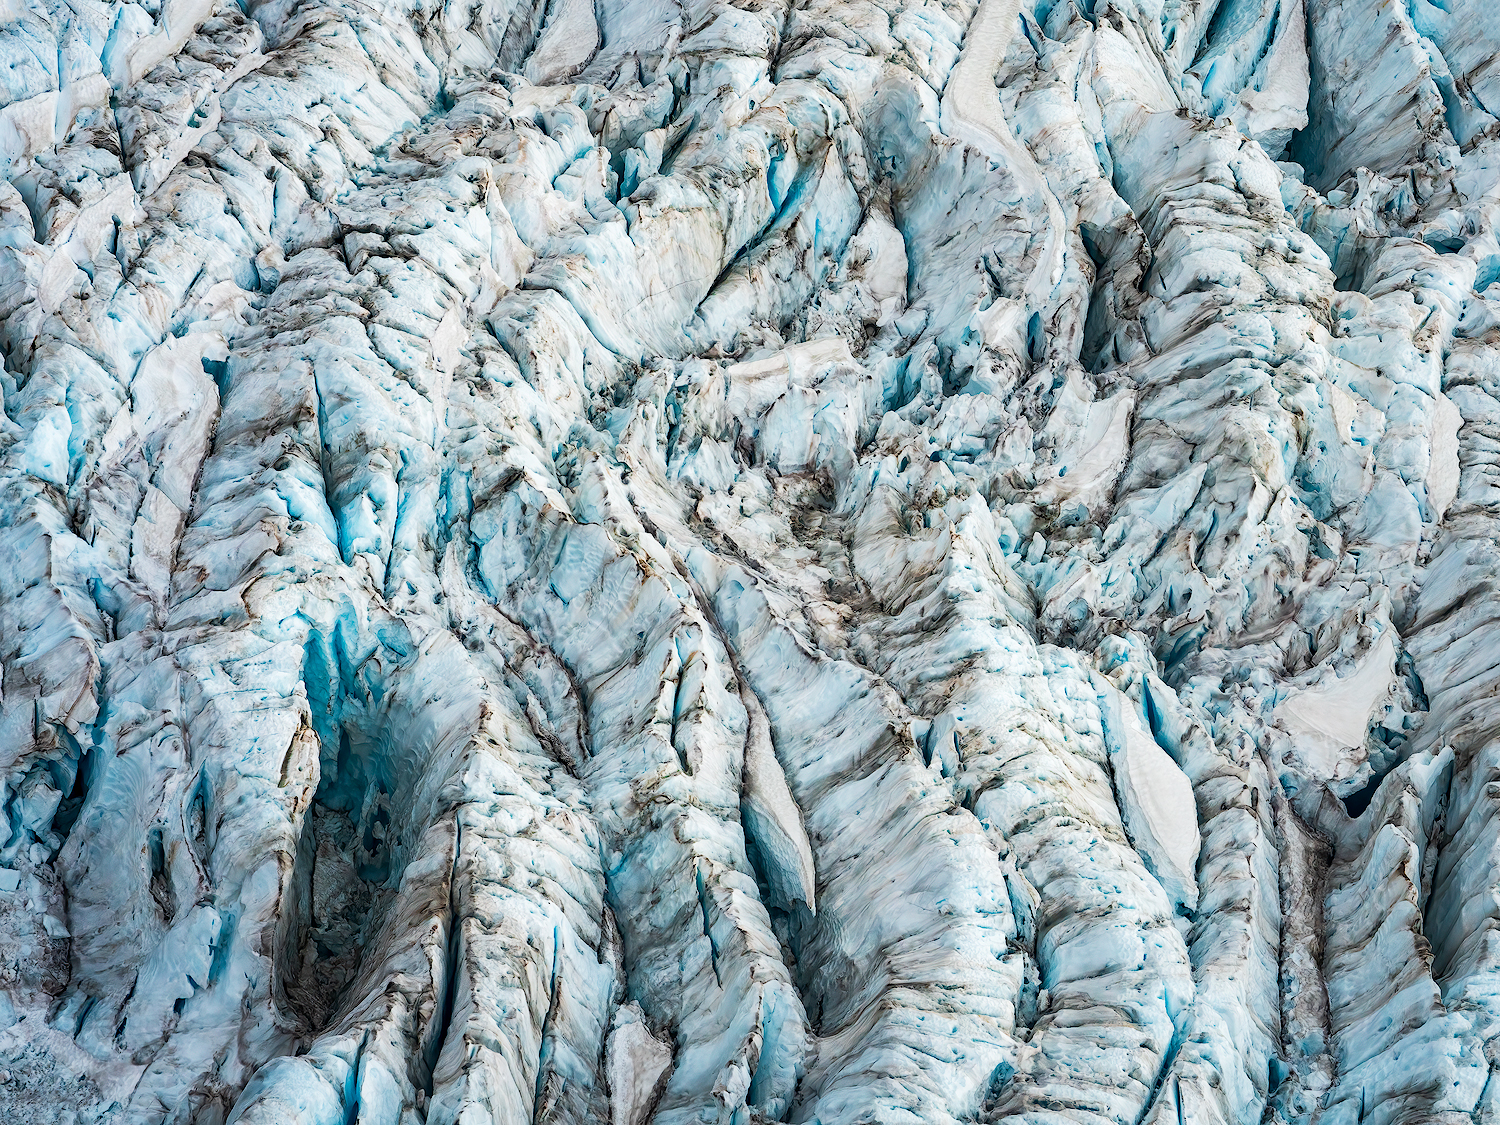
[1,0,1499,1120]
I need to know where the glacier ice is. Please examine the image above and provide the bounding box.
[2,0,1500,1120]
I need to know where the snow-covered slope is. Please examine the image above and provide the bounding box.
[1,0,1499,1120]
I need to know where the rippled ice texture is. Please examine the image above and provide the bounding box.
[1,0,1499,1120]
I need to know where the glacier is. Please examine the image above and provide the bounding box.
[0,0,1499,1119]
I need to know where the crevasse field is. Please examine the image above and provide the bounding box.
[0,0,1497,1120]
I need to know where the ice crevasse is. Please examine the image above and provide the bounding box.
[1,0,1499,1120]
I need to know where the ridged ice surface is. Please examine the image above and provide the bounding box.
[1,0,1500,1120]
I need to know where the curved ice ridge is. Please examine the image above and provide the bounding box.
[1,0,1499,1121]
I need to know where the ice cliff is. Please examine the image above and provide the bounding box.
[1,0,1499,1119]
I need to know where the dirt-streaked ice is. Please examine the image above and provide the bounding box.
[2,0,1500,1121]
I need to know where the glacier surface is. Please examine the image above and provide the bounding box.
[0,0,1499,1120]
